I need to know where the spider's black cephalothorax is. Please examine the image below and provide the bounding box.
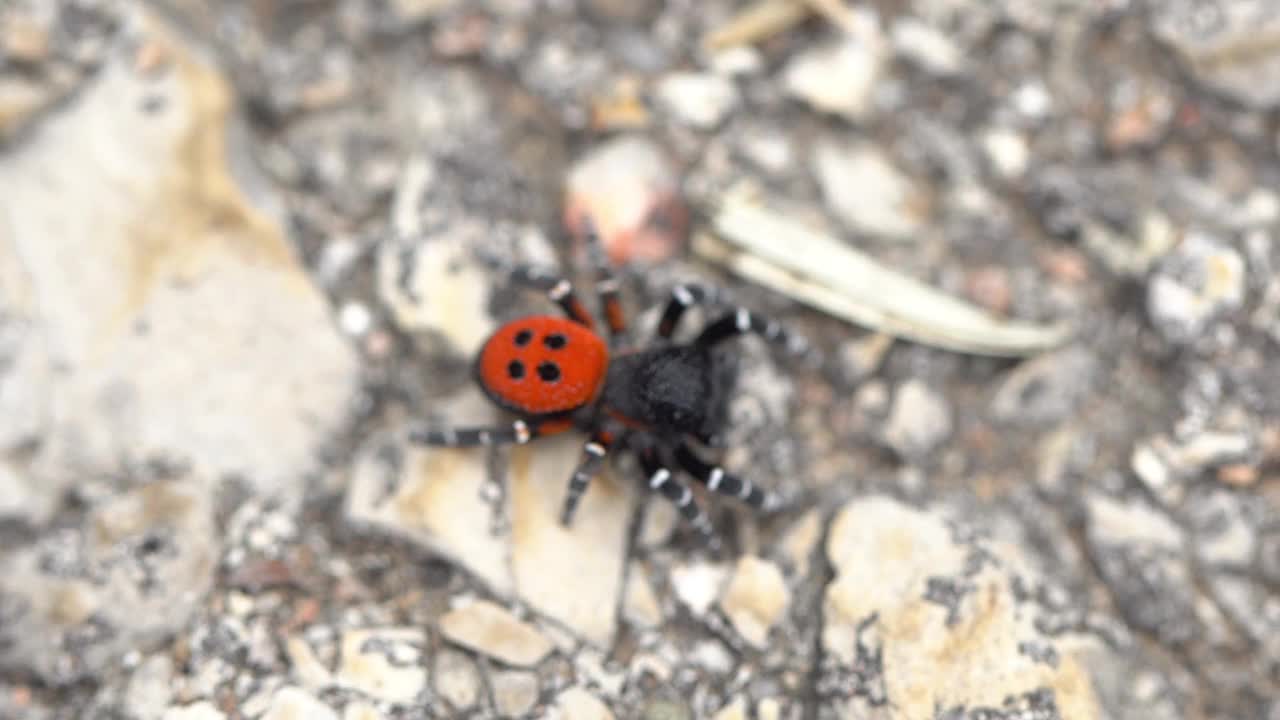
[601,344,730,442]
[410,225,808,549]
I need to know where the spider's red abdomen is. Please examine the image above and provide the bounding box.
[475,315,609,416]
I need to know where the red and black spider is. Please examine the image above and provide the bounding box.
[409,224,807,548]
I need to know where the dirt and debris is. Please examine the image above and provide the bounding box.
[2,1,1278,718]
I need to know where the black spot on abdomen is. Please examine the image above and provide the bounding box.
[537,362,561,382]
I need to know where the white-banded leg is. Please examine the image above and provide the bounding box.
[694,306,809,357]
[673,443,779,512]
[559,427,619,526]
[656,283,720,339]
[502,264,597,329]
[578,216,627,346]
[637,446,720,550]
[409,418,566,447]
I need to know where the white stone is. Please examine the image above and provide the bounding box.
[338,301,373,337]
[1012,81,1052,120]
[671,562,729,617]
[335,628,428,704]
[718,555,790,648]
[125,655,175,720]
[709,46,764,77]
[881,380,952,460]
[782,38,886,121]
[551,687,615,720]
[812,140,927,241]
[656,72,739,129]
[981,128,1029,180]
[1147,233,1246,344]
[262,687,339,720]
[891,18,964,76]
[161,703,226,720]
[342,702,386,720]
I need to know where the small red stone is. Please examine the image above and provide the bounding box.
[563,135,689,266]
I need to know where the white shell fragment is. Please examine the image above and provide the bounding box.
[698,188,1073,357]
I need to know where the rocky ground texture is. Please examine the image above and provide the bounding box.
[2,0,1279,718]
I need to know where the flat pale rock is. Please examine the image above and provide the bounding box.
[0,11,358,522]
[509,432,634,648]
[822,495,1102,719]
[345,389,513,594]
[439,600,554,668]
[335,628,429,704]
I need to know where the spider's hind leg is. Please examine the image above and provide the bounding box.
[635,444,720,551]
[673,442,779,512]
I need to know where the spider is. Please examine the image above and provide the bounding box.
[409,222,808,549]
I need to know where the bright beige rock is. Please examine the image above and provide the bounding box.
[822,496,1101,719]
[509,432,634,648]
[718,555,789,648]
[335,629,428,704]
[552,687,615,720]
[439,600,554,668]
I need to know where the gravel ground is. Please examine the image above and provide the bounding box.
[1,1,1278,719]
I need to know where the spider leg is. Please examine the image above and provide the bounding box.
[656,283,720,339]
[578,216,627,346]
[409,417,572,447]
[559,426,620,526]
[636,444,720,551]
[694,306,809,357]
[673,442,779,512]
[503,265,597,329]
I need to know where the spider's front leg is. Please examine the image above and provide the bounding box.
[502,265,598,329]
[577,216,628,347]
[409,417,571,447]
[696,306,810,358]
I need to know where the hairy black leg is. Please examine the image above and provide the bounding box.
[656,283,720,339]
[636,445,719,550]
[409,418,566,447]
[578,216,627,345]
[694,306,808,356]
[673,442,778,511]
[559,428,618,526]
[502,264,597,329]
